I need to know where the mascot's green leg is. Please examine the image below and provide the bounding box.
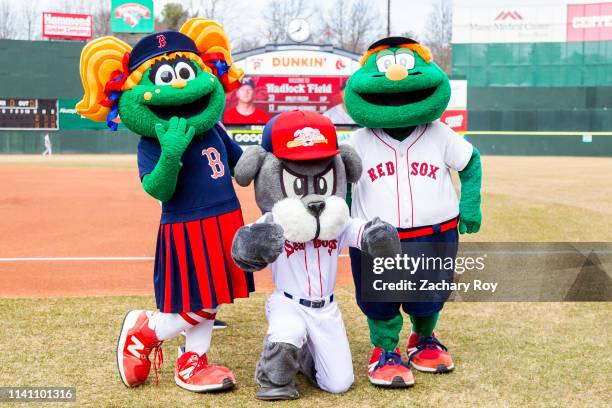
[409,312,439,337]
[367,314,403,351]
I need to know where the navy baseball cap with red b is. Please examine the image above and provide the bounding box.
[261,110,339,161]
[128,31,200,72]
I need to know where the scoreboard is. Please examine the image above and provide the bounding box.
[0,99,58,130]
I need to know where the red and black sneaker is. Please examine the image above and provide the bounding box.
[367,347,415,388]
[116,310,164,387]
[174,347,235,393]
[407,333,454,373]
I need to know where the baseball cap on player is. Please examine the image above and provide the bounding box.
[261,110,339,161]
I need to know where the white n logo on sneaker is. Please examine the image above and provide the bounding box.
[178,366,195,379]
[127,336,145,359]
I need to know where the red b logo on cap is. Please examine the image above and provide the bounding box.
[156,34,167,49]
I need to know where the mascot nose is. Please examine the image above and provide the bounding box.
[307,201,326,217]
[385,64,408,81]
[171,78,187,88]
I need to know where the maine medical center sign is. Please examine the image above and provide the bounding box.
[453,2,612,43]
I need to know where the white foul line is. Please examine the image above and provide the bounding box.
[0,257,155,262]
[0,255,351,262]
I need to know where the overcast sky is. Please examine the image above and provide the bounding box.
[4,0,611,43]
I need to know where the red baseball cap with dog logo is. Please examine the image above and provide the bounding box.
[261,110,340,161]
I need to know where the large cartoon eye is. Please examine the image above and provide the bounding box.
[281,168,307,198]
[154,64,175,85]
[175,61,195,81]
[376,55,395,72]
[395,50,415,70]
[314,167,335,197]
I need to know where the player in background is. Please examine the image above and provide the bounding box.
[343,37,483,387]
[42,133,52,156]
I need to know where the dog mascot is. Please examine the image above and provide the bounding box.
[343,37,483,387]
[231,110,400,400]
[76,19,253,392]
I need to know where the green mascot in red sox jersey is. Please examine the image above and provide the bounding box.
[344,37,483,387]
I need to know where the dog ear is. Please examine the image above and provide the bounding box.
[339,144,363,183]
[234,146,267,186]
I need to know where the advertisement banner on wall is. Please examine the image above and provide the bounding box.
[42,12,92,40]
[223,75,351,125]
[234,50,361,77]
[567,2,612,42]
[452,5,567,44]
[58,99,109,130]
[111,0,154,33]
[441,79,468,132]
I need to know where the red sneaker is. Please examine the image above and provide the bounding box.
[116,310,163,387]
[407,333,454,373]
[367,347,414,387]
[174,347,235,392]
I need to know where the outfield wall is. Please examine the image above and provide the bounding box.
[0,39,611,156]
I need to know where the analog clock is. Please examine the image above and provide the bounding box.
[287,18,310,43]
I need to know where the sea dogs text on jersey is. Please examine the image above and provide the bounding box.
[284,239,338,257]
[367,161,440,182]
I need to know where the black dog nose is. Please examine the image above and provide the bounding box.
[307,201,326,216]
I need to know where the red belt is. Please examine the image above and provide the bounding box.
[397,217,459,240]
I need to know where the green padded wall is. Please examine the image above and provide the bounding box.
[453,41,612,87]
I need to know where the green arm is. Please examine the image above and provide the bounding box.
[142,153,183,202]
[458,147,482,234]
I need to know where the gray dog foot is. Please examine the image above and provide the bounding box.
[256,384,300,401]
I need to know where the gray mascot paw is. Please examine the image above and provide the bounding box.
[360,217,401,258]
[231,223,285,272]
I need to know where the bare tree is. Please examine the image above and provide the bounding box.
[233,36,265,54]
[261,0,312,44]
[318,0,384,53]
[22,2,39,40]
[91,1,112,38]
[0,1,16,39]
[422,0,453,74]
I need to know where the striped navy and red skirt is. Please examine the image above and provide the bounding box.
[153,208,254,313]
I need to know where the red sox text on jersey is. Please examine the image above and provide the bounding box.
[367,161,440,182]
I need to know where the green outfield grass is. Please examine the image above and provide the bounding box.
[0,291,610,408]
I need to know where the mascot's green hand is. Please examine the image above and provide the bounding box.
[141,117,195,202]
[154,116,196,162]
[458,147,482,234]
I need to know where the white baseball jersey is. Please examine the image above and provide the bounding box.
[258,215,365,300]
[348,120,473,228]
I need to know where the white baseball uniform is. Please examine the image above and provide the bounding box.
[348,120,473,228]
[259,215,366,393]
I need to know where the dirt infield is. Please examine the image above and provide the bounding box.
[2,154,612,297]
[0,158,355,297]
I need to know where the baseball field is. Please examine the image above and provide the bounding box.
[1,154,611,407]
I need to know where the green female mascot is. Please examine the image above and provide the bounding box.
[77,19,252,393]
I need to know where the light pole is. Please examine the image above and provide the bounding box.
[387,0,391,36]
